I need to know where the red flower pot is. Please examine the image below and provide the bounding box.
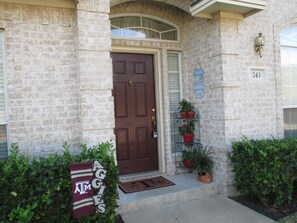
[187,111,195,118]
[180,112,187,118]
[182,159,193,169]
[183,133,193,144]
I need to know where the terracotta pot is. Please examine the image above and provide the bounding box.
[198,172,212,184]
[187,111,195,118]
[180,112,187,118]
[182,159,193,169]
[183,133,193,144]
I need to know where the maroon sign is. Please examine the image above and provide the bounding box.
[70,161,106,218]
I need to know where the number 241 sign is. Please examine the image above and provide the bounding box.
[251,69,265,79]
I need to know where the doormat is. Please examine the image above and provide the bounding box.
[119,176,175,194]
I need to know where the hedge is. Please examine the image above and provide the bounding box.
[0,142,120,223]
[228,137,297,207]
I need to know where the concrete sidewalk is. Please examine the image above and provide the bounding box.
[120,194,274,223]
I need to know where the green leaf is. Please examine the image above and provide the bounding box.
[11,191,17,197]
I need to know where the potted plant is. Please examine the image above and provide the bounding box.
[178,121,195,144]
[181,149,193,169]
[179,99,195,118]
[192,146,215,183]
[179,99,188,118]
[187,102,195,118]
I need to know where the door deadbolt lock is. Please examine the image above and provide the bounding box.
[152,130,158,138]
[152,115,156,126]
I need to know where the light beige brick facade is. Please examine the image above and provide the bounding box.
[0,0,296,195]
[1,2,80,156]
[182,0,297,193]
[77,0,115,146]
[1,0,114,156]
[110,0,297,194]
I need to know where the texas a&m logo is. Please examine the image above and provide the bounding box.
[74,180,92,195]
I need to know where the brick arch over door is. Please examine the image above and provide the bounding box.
[110,0,192,13]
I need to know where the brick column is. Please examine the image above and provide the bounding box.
[76,0,115,145]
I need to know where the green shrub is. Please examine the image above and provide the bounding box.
[0,142,119,223]
[228,137,297,207]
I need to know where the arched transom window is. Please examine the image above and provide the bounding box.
[110,15,178,41]
[280,26,297,138]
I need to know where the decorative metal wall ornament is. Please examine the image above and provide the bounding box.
[193,61,205,98]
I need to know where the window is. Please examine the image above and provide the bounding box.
[110,16,178,41]
[167,53,182,151]
[0,31,8,159]
[281,26,297,138]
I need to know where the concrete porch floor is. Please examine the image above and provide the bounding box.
[119,194,274,223]
[116,173,274,223]
[117,173,219,214]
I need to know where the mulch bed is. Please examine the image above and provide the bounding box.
[229,181,297,221]
[115,214,125,223]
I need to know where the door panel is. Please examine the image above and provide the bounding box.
[116,128,129,161]
[114,83,127,117]
[135,83,147,116]
[112,53,158,175]
[136,127,149,158]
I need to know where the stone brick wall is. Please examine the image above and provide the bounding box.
[77,0,115,146]
[184,0,297,194]
[0,0,114,156]
[183,16,229,190]
[0,2,81,156]
[1,0,296,194]
[222,0,297,194]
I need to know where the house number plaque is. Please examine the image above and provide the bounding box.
[251,69,265,80]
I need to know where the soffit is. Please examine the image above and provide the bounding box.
[190,0,267,19]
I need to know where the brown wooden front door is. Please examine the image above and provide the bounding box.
[112,53,158,175]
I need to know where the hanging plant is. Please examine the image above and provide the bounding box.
[178,121,195,135]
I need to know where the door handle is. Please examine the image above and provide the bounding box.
[128,80,133,86]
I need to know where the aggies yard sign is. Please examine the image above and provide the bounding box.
[70,161,107,218]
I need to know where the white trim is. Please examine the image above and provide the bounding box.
[154,50,166,174]
[283,106,297,109]
[73,202,94,210]
[177,52,183,100]
[110,13,180,43]
[71,173,93,179]
[0,31,9,158]
[70,169,93,174]
[0,0,75,9]
[111,36,180,44]
[280,42,297,49]
[111,46,166,174]
[73,198,93,206]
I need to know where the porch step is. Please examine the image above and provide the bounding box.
[117,173,219,214]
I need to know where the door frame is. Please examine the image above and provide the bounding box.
[111,46,165,174]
